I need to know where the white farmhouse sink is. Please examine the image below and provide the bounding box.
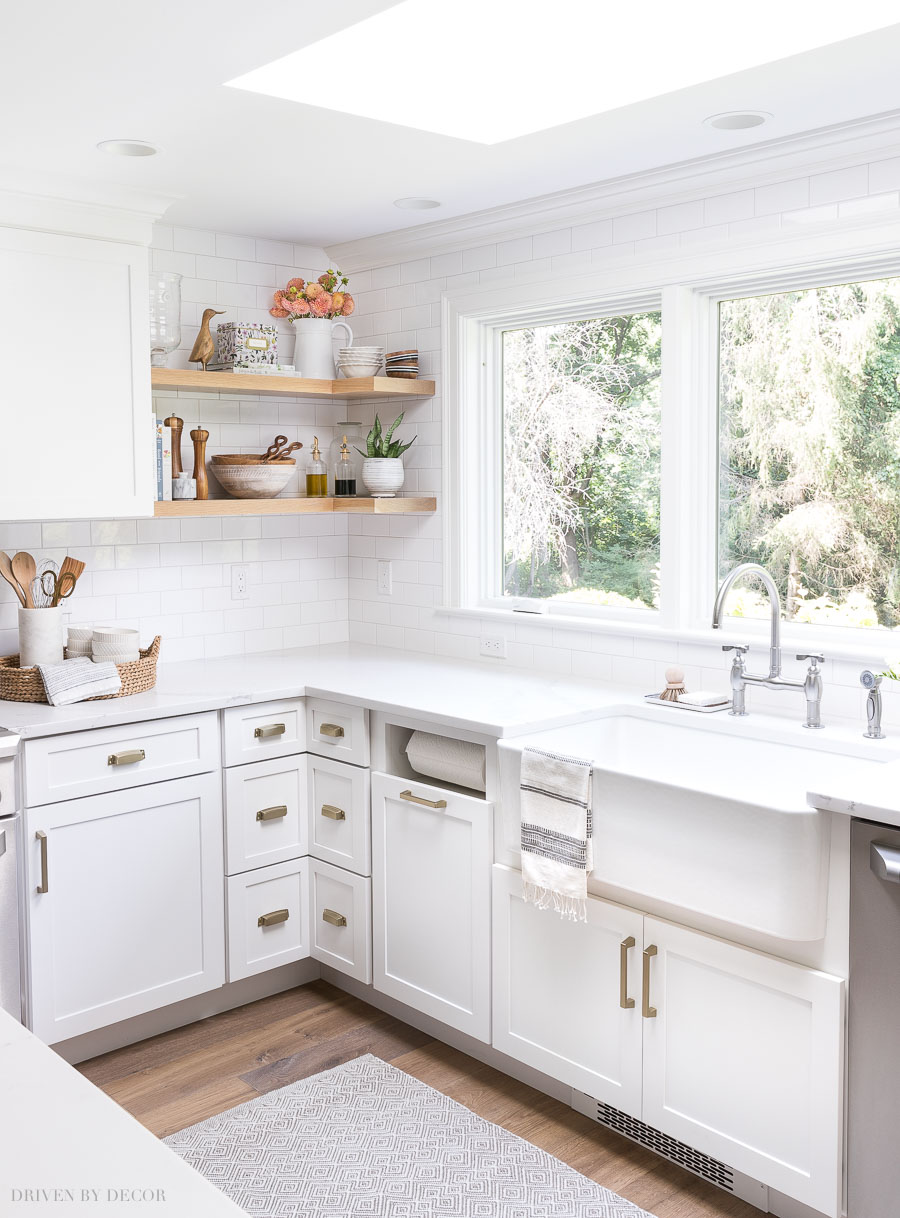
[500,706,900,941]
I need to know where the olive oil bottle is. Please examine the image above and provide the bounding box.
[305,436,328,497]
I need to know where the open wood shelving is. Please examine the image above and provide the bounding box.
[151,369,435,399]
[153,496,437,518]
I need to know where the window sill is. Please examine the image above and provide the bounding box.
[435,604,893,666]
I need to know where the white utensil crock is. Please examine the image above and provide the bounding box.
[18,607,64,667]
[291,318,353,379]
[362,457,405,497]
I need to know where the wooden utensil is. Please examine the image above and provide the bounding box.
[59,555,86,586]
[262,436,304,462]
[0,552,26,606]
[11,552,37,609]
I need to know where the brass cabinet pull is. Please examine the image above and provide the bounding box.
[35,830,48,894]
[399,789,447,809]
[619,936,635,1009]
[254,723,286,739]
[322,908,347,927]
[256,804,288,822]
[319,722,345,738]
[642,944,658,1018]
[108,748,146,767]
[258,908,289,927]
[321,804,346,821]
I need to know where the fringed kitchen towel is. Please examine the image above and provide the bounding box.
[520,746,593,922]
[37,656,122,706]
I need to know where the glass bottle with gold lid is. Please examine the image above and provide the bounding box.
[305,436,328,497]
[328,423,362,495]
[333,435,357,497]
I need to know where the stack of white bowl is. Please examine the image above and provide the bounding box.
[336,346,384,378]
[66,626,94,658]
[91,627,141,665]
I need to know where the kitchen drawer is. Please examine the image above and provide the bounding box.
[23,712,218,807]
[226,857,310,982]
[306,698,368,767]
[225,754,308,876]
[223,699,306,767]
[309,858,372,984]
[307,754,370,876]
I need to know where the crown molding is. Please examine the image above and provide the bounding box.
[0,169,178,245]
[326,109,900,272]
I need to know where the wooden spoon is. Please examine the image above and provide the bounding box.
[0,552,26,607]
[11,552,37,609]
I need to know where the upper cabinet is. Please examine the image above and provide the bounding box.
[0,221,154,521]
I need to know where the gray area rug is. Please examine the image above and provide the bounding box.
[165,1053,655,1216]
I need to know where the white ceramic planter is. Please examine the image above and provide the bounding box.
[18,607,64,667]
[362,457,405,497]
[291,318,353,379]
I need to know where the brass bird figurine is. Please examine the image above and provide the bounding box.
[189,308,224,371]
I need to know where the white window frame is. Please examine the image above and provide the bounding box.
[442,214,900,655]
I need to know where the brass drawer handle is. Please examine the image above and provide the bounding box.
[319,722,345,738]
[35,830,48,894]
[108,748,146,767]
[619,936,635,1009]
[642,944,658,1018]
[254,723,286,739]
[258,908,289,927]
[400,789,447,809]
[321,804,346,821]
[322,908,347,927]
[256,804,288,822]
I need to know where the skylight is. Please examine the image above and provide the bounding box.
[227,1,899,145]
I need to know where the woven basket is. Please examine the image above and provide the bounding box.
[0,637,162,704]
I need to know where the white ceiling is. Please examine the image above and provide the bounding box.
[3,1,900,247]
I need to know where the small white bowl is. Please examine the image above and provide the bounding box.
[93,627,139,644]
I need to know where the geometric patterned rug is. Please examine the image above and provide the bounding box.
[164,1054,656,1216]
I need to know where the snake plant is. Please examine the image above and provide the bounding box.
[357,412,417,459]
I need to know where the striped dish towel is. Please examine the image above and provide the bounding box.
[520,746,593,922]
[37,657,122,706]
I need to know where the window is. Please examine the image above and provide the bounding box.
[719,276,900,631]
[500,311,662,611]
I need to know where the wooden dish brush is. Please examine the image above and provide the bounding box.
[658,665,687,702]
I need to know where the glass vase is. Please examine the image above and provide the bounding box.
[149,271,182,368]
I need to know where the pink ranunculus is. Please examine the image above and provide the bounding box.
[310,292,333,316]
[273,289,287,306]
[270,306,290,318]
[306,282,323,299]
[287,298,311,316]
[286,277,305,291]
[341,294,355,316]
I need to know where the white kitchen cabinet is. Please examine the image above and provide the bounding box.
[27,773,224,1044]
[309,858,372,984]
[222,699,306,767]
[0,225,153,520]
[492,865,643,1111]
[224,754,308,875]
[307,754,370,876]
[306,699,369,767]
[641,917,843,1217]
[371,771,492,1041]
[226,857,309,983]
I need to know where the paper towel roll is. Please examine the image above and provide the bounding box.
[405,730,486,793]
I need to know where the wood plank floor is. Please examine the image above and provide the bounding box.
[78,980,759,1218]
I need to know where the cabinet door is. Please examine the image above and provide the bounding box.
[641,917,843,1217]
[226,857,309,983]
[492,865,643,1112]
[224,754,307,875]
[27,774,224,1043]
[0,225,153,520]
[307,754,370,876]
[309,858,372,984]
[372,772,492,1041]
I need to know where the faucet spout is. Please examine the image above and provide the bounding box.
[712,562,782,678]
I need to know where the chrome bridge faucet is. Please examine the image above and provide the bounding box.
[712,563,825,729]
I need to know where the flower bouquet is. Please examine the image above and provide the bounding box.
[270,270,355,320]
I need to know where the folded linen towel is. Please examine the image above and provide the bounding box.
[37,656,122,706]
[520,746,593,922]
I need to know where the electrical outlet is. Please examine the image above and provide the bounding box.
[377,561,393,596]
[231,564,249,600]
[480,635,507,659]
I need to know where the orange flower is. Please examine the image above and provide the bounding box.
[306,282,323,299]
[270,306,290,318]
[310,291,333,316]
[332,292,345,311]
[341,294,355,316]
[286,277,305,291]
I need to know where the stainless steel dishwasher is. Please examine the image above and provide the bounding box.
[0,729,22,1021]
[848,817,900,1217]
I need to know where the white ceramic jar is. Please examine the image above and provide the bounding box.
[18,607,64,667]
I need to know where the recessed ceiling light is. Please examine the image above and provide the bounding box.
[96,139,158,158]
[226,0,898,144]
[393,197,441,211]
[705,111,771,130]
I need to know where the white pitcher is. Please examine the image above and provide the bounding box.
[291,318,353,379]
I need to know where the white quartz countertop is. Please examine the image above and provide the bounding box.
[0,643,622,740]
[0,1008,243,1216]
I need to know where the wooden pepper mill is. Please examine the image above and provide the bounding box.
[190,427,209,500]
[164,415,184,478]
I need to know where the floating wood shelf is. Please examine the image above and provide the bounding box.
[151,369,435,399]
[153,496,437,518]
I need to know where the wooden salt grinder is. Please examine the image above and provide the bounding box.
[164,415,184,478]
[190,427,209,500]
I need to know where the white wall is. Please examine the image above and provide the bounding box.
[341,150,900,722]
